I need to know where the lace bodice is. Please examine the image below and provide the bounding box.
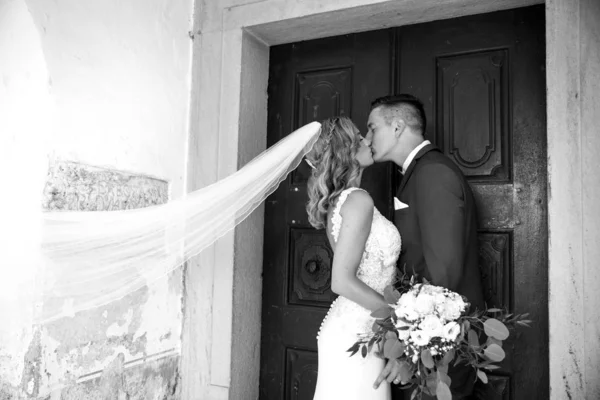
[317,188,402,339]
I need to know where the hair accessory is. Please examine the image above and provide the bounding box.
[305,158,316,170]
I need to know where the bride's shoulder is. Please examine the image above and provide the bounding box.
[338,188,374,216]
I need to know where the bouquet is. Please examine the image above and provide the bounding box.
[347,276,530,400]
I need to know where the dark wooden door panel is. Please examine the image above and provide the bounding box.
[398,6,547,399]
[261,30,393,400]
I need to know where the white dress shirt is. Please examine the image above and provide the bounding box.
[401,140,431,174]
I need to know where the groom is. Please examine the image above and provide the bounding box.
[367,95,485,399]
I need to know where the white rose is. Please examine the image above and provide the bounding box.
[439,301,463,321]
[422,284,445,295]
[442,321,461,342]
[410,329,431,347]
[395,319,413,341]
[419,315,444,338]
[396,293,419,321]
[414,293,436,316]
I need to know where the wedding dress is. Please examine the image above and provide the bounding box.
[313,187,402,400]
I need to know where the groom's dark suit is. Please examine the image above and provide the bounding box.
[393,144,485,400]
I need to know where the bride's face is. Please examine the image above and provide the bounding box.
[355,133,374,168]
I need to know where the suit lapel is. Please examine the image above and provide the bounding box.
[397,144,440,195]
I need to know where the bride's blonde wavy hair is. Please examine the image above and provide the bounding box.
[306,116,362,230]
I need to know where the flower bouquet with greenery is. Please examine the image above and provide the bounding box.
[347,275,531,400]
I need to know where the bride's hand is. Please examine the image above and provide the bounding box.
[373,358,404,389]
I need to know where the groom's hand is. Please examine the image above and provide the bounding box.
[373,358,403,389]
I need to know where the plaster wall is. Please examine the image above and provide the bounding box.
[0,0,194,397]
[547,0,600,398]
[580,0,600,396]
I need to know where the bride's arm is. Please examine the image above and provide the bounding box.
[330,190,388,312]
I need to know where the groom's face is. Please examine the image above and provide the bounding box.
[366,107,397,162]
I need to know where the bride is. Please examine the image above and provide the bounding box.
[305,116,402,399]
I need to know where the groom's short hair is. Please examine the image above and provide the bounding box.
[371,94,426,134]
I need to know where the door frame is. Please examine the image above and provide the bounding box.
[181,1,600,399]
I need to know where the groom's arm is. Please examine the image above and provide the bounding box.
[414,163,465,290]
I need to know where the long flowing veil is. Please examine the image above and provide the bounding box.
[36,121,320,324]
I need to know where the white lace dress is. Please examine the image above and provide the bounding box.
[313,188,402,400]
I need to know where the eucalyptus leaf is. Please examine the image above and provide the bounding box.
[421,349,435,369]
[482,365,501,370]
[483,343,506,362]
[385,331,398,341]
[477,369,489,384]
[437,370,452,387]
[410,389,418,400]
[468,329,480,347]
[347,342,360,357]
[486,337,503,347]
[426,375,438,393]
[371,306,392,319]
[484,318,510,340]
[384,337,406,359]
[384,285,401,304]
[462,320,471,332]
[399,360,413,382]
[442,349,456,366]
[361,344,367,358]
[437,363,449,374]
[372,321,380,333]
[486,308,503,313]
[436,381,452,400]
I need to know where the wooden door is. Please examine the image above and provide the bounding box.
[260,5,547,400]
[397,6,547,399]
[260,30,395,400]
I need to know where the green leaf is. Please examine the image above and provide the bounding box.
[484,318,510,340]
[368,337,376,353]
[421,349,435,369]
[410,388,419,400]
[347,342,360,357]
[384,337,406,359]
[437,362,449,374]
[477,369,489,384]
[442,349,456,366]
[361,344,367,358]
[486,337,503,347]
[385,331,398,340]
[462,320,471,332]
[468,329,480,347]
[484,343,506,362]
[482,364,501,370]
[437,370,452,387]
[371,306,393,319]
[372,321,380,333]
[384,285,401,304]
[436,381,452,400]
[399,360,414,383]
[426,374,438,393]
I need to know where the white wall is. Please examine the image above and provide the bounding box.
[547,0,600,398]
[0,0,50,392]
[0,0,194,396]
[26,0,192,198]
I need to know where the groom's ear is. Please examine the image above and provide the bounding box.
[394,119,406,138]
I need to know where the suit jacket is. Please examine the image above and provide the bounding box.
[393,144,485,399]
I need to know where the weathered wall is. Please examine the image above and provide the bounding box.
[36,161,181,400]
[0,1,49,397]
[0,0,194,398]
[547,0,600,398]
[580,0,600,396]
